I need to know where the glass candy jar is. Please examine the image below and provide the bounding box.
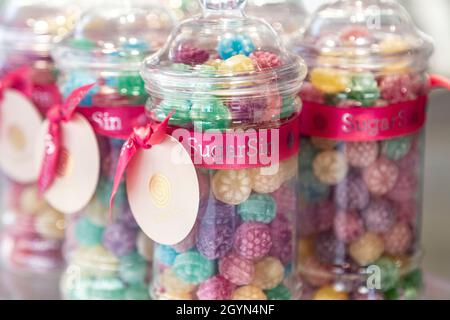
[139,0,306,300]
[50,1,174,300]
[0,0,79,273]
[290,0,435,300]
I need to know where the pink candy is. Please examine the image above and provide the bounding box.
[219,252,254,286]
[345,142,379,168]
[363,157,399,196]
[388,170,417,202]
[233,222,273,260]
[250,51,282,70]
[271,184,296,215]
[334,211,365,243]
[197,276,235,300]
[383,223,413,255]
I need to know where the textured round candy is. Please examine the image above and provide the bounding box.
[344,142,379,168]
[75,216,105,246]
[226,95,266,124]
[315,231,347,265]
[334,173,370,211]
[234,222,273,260]
[19,186,47,215]
[265,284,291,300]
[375,257,400,291]
[298,202,334,237]
[190,98,231,131]
[348,73,380,106]
[156,98,192,126]
[313,285,349,300]
[394,201,418,224]
[72,246,119,277]
[102,223,137,257]
[212,170,252,205]
[363,158,399,196]
[271,184,296,215]
[311,68,349,94]
[299,170,331,203]
[155,245,179,266]
[250,166,284,194]
[202,200,237,226]
[313,151,349,185]
[388,170,417,202]
[125,284,150,300]
[362,199,396,234]
[238,193,277,223]
[381,137,412,161]
[311,138,338,150]
[299,256,332,287]
[136,231,153,262]
[383,223,413,255]
[270,214,293,265]
[160,268,196,296]
[35,209,66,240]
[89,277,126,300]
[219,252,255,286]
[251,257,285,290]
[232,285,267,300]
[334,211,365,243]
[379,74,418,103]
[172,251,216,284]
[173,44,210,65]
[116,208,139,230]
[197,276,235,300]
[300,82,325,104]
[196,219,236,260]
[217,34,255,59]
[218,55,255,74]
[250,51,282,70]
[349,233,385,266]
[118,252,148,285]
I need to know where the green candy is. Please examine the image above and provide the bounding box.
[190,98,231,131]
[125,284,150,300]
[157,99,192,126]
[119,252,148,285]
[63,277,94,300]
[381,136,413,161]
[299,169,330,203]
[324,92,348,106]
[117,73,146,98]
[265,284,292,300]
[348,73,380,106]
[70,38,96,50]
[238,193,277,223]
[299,138,318,171]
[398,269,423,300]
[280,96,298,119]
[376,257,400,291]
[172,251,215,284]
[89,277,126,300]
[384,287,400,300]
[74,216,105,246]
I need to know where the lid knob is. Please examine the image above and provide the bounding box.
[200,0,247,12]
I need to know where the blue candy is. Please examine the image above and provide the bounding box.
[155,245,179,266]
[74,216,105,246]
[60,71,98,106]
[217,34,255,59]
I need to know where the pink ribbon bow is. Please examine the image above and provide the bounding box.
[0,67,33,101]
[37,83,96,194]
[109,111,174,219]
[430,74,450,91]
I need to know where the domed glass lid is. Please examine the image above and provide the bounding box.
[291,0,433,69]
[0,0,80,53]
[52,0,175,70]
[142,0,307,100]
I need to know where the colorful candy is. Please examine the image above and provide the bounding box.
[362,158,399,196]
[197,276,235,300]
[217,34,255,60]
[237,193,277,223]
[313,151,349,185]
[349,233,384,266]
[172,251,216,284]
[233,222,273,260]
[251,257,285,290]
[219,252,255,286]
[231,285,267,300]
[362,199,396,234]
[212,170,252,205]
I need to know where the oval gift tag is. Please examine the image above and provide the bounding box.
[35,113,100,214]
[0,89,42,183]
[126,135,200,246]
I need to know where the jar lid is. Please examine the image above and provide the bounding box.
[142,0,307,102]
[290,0,434,70]
[0,0,80,54]
[52,0,175,71]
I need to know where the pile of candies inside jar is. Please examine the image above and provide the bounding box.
[291,0,434,300]
[142,0,306,300]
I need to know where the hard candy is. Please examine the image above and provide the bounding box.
[362,199,396,234]
[348,73,380,106]
[298,202,334,237]
[313,285,349,300]
[310,68,350,94]
[217,34,255,59]
[300,82,324,104]
[251,257,285,290]
[232,285,267,300]
[218,55,255,74]
[233,222,273,260]
[250,51,282,70]
[155,245,179,266]
[315,231,347,265]
[334,172,370,211]
[270,214,293,265]
[196,219,236,260]
[379,74,418,103]
[118,252,148,285]
[375,257,400,291]
[74,216,105,246]
[160,268,196,296]
[299,256,333,287]
[219,252,255,286]
[298,169,330,203]
[172,251,215,284]
[388,170,417,202]
[363,157,399,196]
[349,233,385,266]
[271,184,296,215]
[344,141,379,168]
[156,99,192,126]
[117,73,146,97]
[89,277,126,300]
[196,276,235,300]
[383,223,413,255]
[225,95,266,124]
[102,223,137,257]
[251,165,285,194]
[237,193,277,224]
[334,211,365,243]
[212,169,252,205]
[313,151,349,185]
[381,137,412,161]
[190,98,231,131]
[172,44,210,65]
[265,284,291,300]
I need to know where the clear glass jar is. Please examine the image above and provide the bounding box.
[52,1,174,300]
[0,0,79,273]
[142,0,306,300]
[290,0,434,300]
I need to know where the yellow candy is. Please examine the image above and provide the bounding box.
[251,164,284,194]
[382,60,412,75]
[310,68,349,94]
[160,269,196,296]
[297,237,315,260]
[280,157,298,183]
[232,285,267,300]
[349,233,385,266]
[378,36,410,55]
[311,137,338,151]
[35,209,66,240]
[313,285,349,300]
[218,55,255,74]
[72,246,119,277]
[313,151,349,185]
[205,59,223,69]
[136,231,154,262]
[212,169,252,205]
[19,186,47,215]
[251,257,285,290]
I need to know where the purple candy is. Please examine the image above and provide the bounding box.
[225,96,267,124]
[202,199,237,226]
[334,173,370,211]
[102,223,137,257]
[269,214,293,265]
[172,44,210,65]
[233,222,272,260]
[362,199,396,234]
[315,231,347,265]
[116,208,139,229]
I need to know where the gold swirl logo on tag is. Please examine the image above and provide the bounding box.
[7,124,26,151]
[149,173,171,209]
[56,147,73,178]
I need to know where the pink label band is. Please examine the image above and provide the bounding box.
[299,96,428,141]
[77,106,147,140]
